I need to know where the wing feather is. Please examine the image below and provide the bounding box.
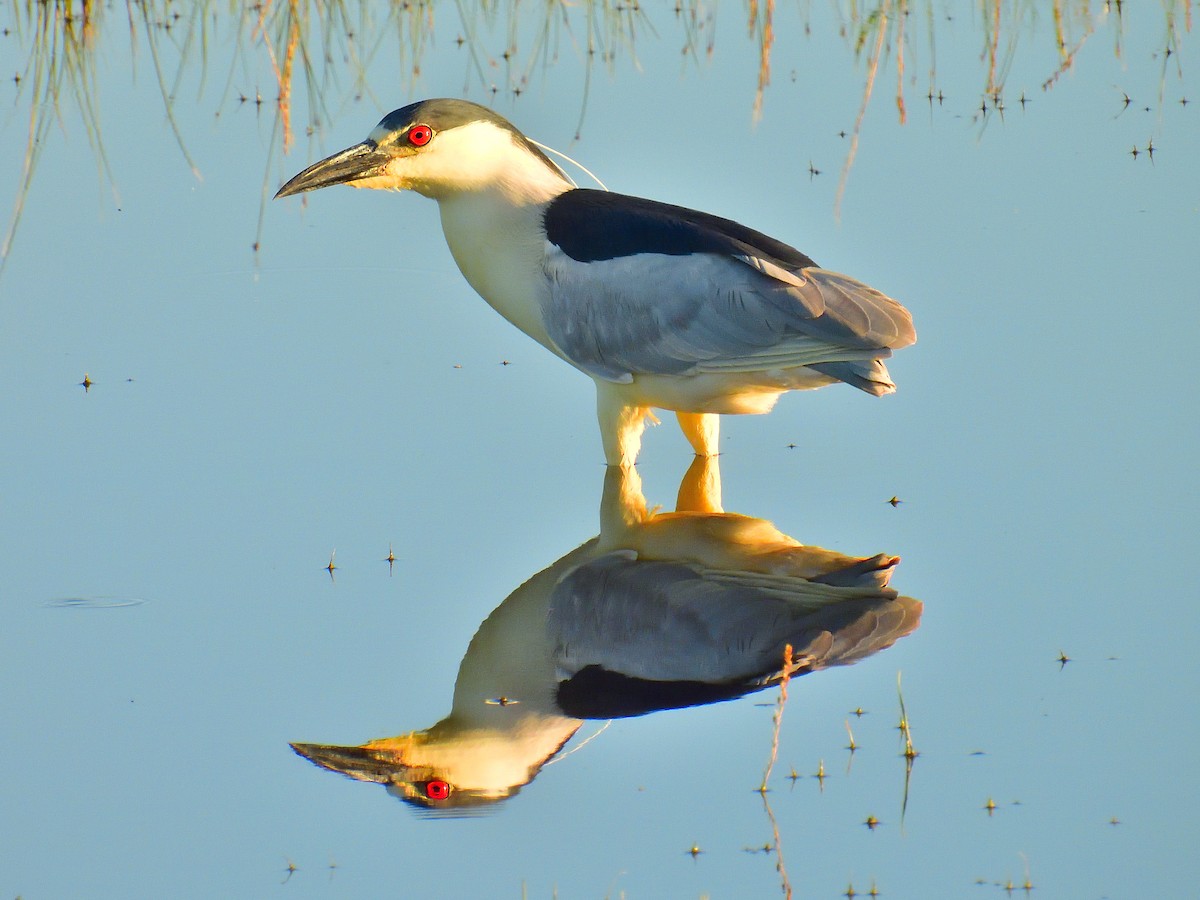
[542,251,913,381]
[540,191,915,383]
[548,552,919,685]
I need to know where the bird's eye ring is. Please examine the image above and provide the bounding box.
[408,125,433,147]
[424,779,451,800]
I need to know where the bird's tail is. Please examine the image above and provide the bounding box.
[810,553,900,593]
[807,358,896,396]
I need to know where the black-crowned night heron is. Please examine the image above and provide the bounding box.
[291,462,921,811]
[276,99,916,466]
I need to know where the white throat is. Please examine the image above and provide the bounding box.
[432,134,571,351]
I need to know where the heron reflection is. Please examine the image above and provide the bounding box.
[292,460,921,813]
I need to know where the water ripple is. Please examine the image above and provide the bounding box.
[44,596,148,610]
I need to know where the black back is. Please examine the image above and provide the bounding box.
[544,189,819,269]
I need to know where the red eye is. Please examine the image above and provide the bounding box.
[425,780,451,800]
[408,125,433,147]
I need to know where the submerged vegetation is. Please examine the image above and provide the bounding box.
[0,0,1192,273]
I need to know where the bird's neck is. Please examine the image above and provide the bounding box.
[375,540,599,794]
[436,184,568,351]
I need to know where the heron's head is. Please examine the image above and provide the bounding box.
[274,98,571,203]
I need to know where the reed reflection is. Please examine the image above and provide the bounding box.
[291,459,921,813]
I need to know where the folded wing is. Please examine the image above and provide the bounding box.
[541,189,915,386]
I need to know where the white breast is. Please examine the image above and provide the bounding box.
[436,192,564,356]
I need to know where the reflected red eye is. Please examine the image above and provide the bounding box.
[425,780,451,800]
[408,125,433,147]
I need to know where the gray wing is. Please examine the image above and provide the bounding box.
[541,249,914,383]
[548,550,921,685]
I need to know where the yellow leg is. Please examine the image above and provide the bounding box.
[596,383,658,467]
[675,411,720,457]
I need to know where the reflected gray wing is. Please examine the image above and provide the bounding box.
[548,551,922,687]
[540,190,915,384]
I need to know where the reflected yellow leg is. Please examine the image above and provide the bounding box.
[598,464,652,547]
[675,455,723,514]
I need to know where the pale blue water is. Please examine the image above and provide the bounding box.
[2,3,1197,898]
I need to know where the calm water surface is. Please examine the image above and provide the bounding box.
[1,3,1197,897]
